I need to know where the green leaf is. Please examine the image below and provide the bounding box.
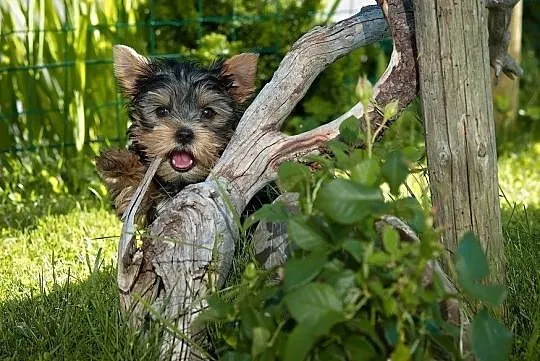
[319,344,347,361]
[283,252,326,291]
[328,140,350,167]
[244,201,291,229]
[285,283,343,323]
[392,197,425,234]
[278,162,311,193]
[287,217,328,251]
[402,145,425,162]
[195,294,234,324]
[343,239,363,263]
[284,311,344,361]
[222,351,251,361]
[346,318,387,352]
[339,116,362,145]
[344,335,376,361]
[367,250,391,266]
[382,226,400,254]
[315,179,384,224]
[456,232,490,280]
[351,158,381,187]
[391,343,411,361]
[384,318,399,346]
[381,151,409,195]
[252,327,271,358]
[470,309,512,361]
[455,232,506,306]
[69,90,85,151]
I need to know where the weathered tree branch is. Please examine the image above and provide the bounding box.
[116,1,422,359]
[115,0,522,357]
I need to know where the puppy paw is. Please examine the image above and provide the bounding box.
[96,149,156,221]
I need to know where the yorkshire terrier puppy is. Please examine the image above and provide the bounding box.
[96,45,258,224]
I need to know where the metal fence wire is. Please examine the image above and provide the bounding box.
[0,0,366,155]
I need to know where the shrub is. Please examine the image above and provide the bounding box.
[199,94,512,361]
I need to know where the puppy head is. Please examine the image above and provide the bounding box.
[113,45,258,187]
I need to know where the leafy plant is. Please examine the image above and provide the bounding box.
[198,88,511,360]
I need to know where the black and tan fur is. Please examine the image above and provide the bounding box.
[96,45,258,223]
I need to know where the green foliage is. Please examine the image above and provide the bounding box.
[455,233,506,307]
[0,149,108,230]
[455,233,513,361]
[470,309,513,361]
[198,120,512,360]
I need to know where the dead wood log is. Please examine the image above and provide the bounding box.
[116,1,419,359]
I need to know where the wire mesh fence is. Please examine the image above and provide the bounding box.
[0,0,374,156]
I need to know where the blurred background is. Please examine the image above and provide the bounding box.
[0,1,539,359]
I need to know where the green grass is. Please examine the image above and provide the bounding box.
[0,201,119,300]
[503,205,540,360]
[0,199,170,360]
[0,264,166,360]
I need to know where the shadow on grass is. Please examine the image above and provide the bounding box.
[501,204,540,360]
[0,266,164,361]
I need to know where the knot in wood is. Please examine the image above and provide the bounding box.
[477,142,487,157]
[438,150,450,166]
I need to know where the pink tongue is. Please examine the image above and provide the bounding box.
[170,151,194,170]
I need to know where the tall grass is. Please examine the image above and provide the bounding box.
[0,0,146,153]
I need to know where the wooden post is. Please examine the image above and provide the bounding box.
[413,0,505,283]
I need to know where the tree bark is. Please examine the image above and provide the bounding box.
[413,0,506,283]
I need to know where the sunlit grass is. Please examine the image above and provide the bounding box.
[0,203,120,301]
[499,141,540,207]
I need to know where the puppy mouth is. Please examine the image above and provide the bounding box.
[169,150,195,172]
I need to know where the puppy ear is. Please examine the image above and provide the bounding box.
[220,53,259,104]
[113,45,151,97]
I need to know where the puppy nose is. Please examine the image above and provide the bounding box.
[175,128,194,144]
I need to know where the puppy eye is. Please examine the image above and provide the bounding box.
[156,107,170,118]
[201,108,216,119]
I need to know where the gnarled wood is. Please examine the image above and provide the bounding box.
[117,1,420,359]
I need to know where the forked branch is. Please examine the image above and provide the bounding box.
[118,1,419,360]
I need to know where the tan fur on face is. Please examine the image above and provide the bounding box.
[133,124,228,184]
